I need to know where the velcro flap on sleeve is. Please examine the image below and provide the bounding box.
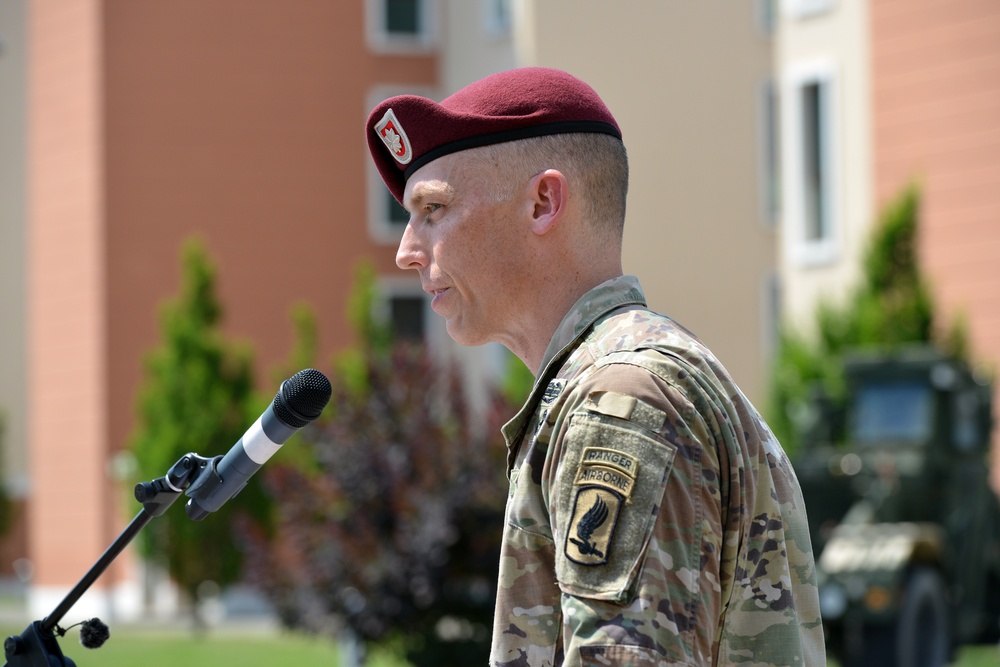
[554,404,676,602]
[584,390,666,433]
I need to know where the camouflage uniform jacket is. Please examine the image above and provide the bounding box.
[489,276,825,667]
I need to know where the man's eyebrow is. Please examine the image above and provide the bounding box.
[405,181,454,211]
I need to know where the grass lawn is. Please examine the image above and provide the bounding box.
[827,644,1000,667]
[66,634,1000,667]
[2,622,997,666]
[947,645,1000,667]
[0,623,408,667]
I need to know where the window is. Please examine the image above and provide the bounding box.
[387,191,409,227]
[783,0,836,20]
[757,79,780,226]
[377,282,429,343]
[484,0,511,35]
[852,382,934,445]
[369,178,410,244]
[367,0,436,53]
[782,60,838,266]
[756,0,777,35]
[800,82,827,242]
[760,271,782,360]
[389,294,426,341]
[386,0,420,35]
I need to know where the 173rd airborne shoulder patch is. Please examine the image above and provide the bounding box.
[565,447,638,566]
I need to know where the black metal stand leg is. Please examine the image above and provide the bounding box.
[2,454,207,667]
[41,510,154,634]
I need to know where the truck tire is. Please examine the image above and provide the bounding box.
[843,567,950,667]
[895,567,950,667]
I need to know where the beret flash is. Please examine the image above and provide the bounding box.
[366,67,622,203]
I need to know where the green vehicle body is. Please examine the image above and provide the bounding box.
[793,346,1000,666]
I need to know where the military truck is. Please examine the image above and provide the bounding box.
[792,346,1000,667]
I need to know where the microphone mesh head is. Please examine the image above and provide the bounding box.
[273,369,332,427]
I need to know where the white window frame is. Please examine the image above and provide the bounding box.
[782,0,836,20]
[366,0,438,54]
[366,85,440,245]
[781,59,839,267]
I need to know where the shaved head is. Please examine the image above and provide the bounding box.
[476,133,629,247]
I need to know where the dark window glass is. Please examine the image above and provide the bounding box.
[387,190,409,227]
[852,381,933,445]
[762,82,780,224]
[390,295,424,341]
[386,0,420,35]
[801,81,827,241]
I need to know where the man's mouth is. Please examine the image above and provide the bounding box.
[428,286,449,310]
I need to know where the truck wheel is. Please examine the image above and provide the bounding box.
[842,568,949,667]
[895,567,950,667]
[982,571,1000,643]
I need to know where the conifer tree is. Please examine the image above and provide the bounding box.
[129,238,262,617]
[768,185,946,453]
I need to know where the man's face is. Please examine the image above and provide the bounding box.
[396,150,527,347]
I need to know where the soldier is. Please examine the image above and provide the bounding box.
[366,68,825,666]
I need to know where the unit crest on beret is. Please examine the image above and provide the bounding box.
[374,109,412,166]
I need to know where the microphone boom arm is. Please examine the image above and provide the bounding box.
[3,452,217,667]
[3,367,331,666]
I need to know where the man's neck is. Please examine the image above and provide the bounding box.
[510,268,624,375]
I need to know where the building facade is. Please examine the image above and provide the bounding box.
[778,0,1000,482]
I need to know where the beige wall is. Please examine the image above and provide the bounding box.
[442,0,516,94]
[520,0,777,403]
[777,1,873,333]
[0,0,28,495]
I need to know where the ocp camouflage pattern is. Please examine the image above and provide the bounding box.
[489,276,825,666]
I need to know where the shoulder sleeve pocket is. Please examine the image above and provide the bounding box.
[553,397,677,602]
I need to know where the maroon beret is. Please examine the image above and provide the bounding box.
[366,67,622,203]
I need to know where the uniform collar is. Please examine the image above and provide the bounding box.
[537,274,647,377]
[501,275,647,468]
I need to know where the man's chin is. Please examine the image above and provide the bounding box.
[445,320,490,348]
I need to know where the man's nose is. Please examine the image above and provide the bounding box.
[395,222,426,270]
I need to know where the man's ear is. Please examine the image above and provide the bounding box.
[529,169,568,236]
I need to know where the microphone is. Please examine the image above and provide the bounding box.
[184,368,332,520]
